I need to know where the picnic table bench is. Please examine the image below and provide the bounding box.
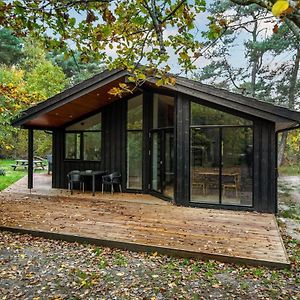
[11,159,47,171]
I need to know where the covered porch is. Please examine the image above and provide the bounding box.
[0,174,290,268]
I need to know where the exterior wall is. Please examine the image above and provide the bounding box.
[253,120,277,213]
[102,99,127,188]
[52,130,102,189]
[174,93,190,205]
[52,98,126,190]
[52,91,277,213]
[174,93,277,213]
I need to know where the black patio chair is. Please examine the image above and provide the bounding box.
[67,171,84,195]
[101,172,122,194]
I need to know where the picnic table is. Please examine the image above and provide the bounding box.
[11,159,47,171]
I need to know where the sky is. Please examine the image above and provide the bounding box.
[65,0,296,82]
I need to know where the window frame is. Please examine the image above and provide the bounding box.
[189,100,254,208]
[126,94,144,191]
[64,113,102,162]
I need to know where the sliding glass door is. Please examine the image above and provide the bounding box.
[190,101,253,207]
[191,127,220,204]
[151,93,174,200]
[151,129,174,199]
[127,95,143,190]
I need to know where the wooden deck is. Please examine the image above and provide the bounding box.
[0,174,289,268]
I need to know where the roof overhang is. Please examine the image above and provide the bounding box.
[12,69,131,129]
[12,68,300,132]
[145,78,300,132]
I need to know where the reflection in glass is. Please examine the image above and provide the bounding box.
[65,112,102,161]
[65,133,81,159]
[127,95,143,130]
[127,95,143,189]
[153,94,174,128]
[222,127,253,206]
[66,113,102,131]
[151,94,174,199]
[190,101,253,207]
[191,128,220,203]
[191,102,252,126]
[162,131,174,199]
[127,132,143,189]
[83,132,101,161]
[151,132,160,192]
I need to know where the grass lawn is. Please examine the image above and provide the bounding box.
[279,164,300,176]
[0,159,47,191]
[0,159,27,191]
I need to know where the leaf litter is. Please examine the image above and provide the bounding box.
[0,227,299,299]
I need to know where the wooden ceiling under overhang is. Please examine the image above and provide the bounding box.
[23,77,135,129]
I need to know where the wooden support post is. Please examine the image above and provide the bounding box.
[28,128,34,190]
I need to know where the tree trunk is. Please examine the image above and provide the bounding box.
[250,16,258,97]
[278,132,288,166]
[277,47,300,166]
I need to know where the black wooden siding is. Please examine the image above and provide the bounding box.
[253,121,276,213]
[175,93,190,205]
[102,99,127,188]
[52,98,126,191]
[51,91,277,213]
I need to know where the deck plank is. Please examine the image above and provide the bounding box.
[0,174,290,268]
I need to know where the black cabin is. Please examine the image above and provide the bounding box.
[12,69,300,213]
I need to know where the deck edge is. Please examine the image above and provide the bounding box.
[272,215,291,265]
[0,225,290,269]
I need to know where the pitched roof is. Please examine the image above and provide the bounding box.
[12,68,300,131]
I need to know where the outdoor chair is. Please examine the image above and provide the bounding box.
[67,171,84,195]
[101,172,122,194]
[222,174,240,198]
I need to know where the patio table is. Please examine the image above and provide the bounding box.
[79,170,107,196]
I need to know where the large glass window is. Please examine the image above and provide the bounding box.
[191,128,220,204]
[65,113,102,161]
[83,132,101,161]
[151,94,175,199]
[127,95,143,189]
[65,133,81,159]
[191,102,252,126]
[190,102,253,207]
[153,94,174,128]
[222,127,253,206]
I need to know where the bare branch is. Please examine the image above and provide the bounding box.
[141,0,166,54]
[230,0,300,32]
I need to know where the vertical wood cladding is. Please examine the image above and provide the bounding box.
[52,98,126,190]
[175,93,190,206]
[102,98,126,187]
[253,120,276,213]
